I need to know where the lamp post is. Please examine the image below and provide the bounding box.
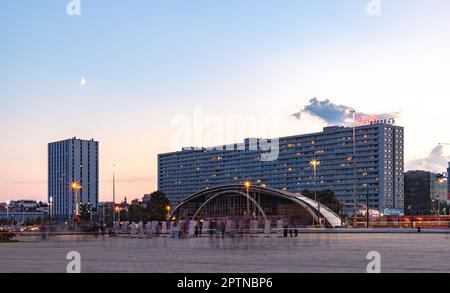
[71,182,82,218]
[6,200,10,227]
[347,108,357,228]
[88,202,92,222]
[115,206,120,223]
[21,201,25,225]
[310,159,320,227]
[435,198,440,225]
[102,202,105,225]
[49,196,53,225]
[166,205,171,221]
[435,177,445,226]
[363,170,369,229]
[245,180,251,217]
[111,163,118,227]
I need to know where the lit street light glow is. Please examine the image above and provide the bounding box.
[310,160,320,168]
[70,181,82,217]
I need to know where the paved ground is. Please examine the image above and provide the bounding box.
[1,233,450,273]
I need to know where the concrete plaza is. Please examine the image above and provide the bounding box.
[1,233,449,273]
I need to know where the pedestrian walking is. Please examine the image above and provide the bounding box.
[194,224,199,238]
[220,221,226,238]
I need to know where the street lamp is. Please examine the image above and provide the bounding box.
[435,177,445,225]
[6,200,10,227]
[310,159,320,227]
[49,196,53,225]
[87,201,92,222]
[363,171,369,229]
[115,206,120,223]
[244,180,251,216]
[21,200,25,225]
[166,205,171,221]
[346,108,357,228]
[111,163,118,227]
[71,182,82,218]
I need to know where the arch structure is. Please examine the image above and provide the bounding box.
[170,185,342,228]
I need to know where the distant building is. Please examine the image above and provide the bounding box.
[0,203,8,212]
[0,211,46,223]
[0,200,47,222]
[447,163,450,204]
[431,174,448,203]
[405,170,447,216]
[142,194,152,203]
[158,123,405,215]
[48,137,99,220]
[9,200,38,211]
[98,202,114,224]
[7,200,48,213]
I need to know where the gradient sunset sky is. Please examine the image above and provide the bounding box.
[1,0,450,202]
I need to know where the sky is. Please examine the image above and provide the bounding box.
[1,0,450,202]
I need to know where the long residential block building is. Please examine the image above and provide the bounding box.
[48,137,99,219]
[158,123,405,214]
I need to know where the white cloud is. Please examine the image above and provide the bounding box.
[406,145,449,173]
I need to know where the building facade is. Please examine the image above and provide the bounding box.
[0,200,48,223]
[158,123,404,214]
[404,170,447,216]
[447,163,450,204]
[48,138,99,220]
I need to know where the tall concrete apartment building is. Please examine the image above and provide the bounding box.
[158,123,405,215]
[48,137,99,219]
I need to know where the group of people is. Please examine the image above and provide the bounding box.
[208,220,227,238]
[283,224,299,238]
[109,220,302,239]
[171,220,228,240]
[171,221,189,239]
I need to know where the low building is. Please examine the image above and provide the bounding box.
[0,211,46,223]
[405,170,447,216]
[0,200,48,224]
[447,162,450,204]
[9,200,38,211]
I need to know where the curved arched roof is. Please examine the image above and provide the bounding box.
[170,185,342,228]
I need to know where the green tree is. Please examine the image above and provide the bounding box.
[302,189,341,214]
[127,200,147,222]
[79,203,92,222]
[0,229,16,242]
[146,191,171,221]
[25,217,44,226]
